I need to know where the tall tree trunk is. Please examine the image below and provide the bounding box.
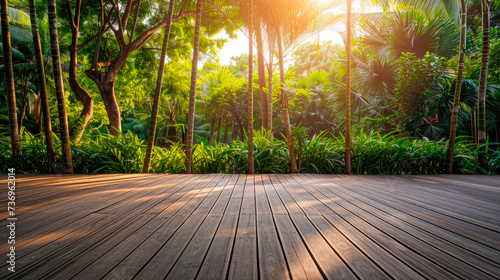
[48,0,73,174]
[223,118,229,143]
[142,0,175,173]
[209,110,216,146]
[477,0,490,170]
[65,0,94,142]
[268,38,274,131]
[1,0,21,157]
[216,109,223,143]
[345,0,352,174]
[185,0,203,174]
[19,77,28,129]
[277,30,297,173]
[30,0,55,173]
[446,0,467,174]
[248,0,255,174]
[231,117,237,140]
[255,22,268,130]
[239,117,245,141]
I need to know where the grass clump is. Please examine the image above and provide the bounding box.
[1,128,498,174]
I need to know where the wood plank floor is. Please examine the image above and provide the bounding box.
[1,174,499,280]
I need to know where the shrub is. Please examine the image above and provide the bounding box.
[1,129,498,175]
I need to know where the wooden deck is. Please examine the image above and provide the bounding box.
[1,174,499,280]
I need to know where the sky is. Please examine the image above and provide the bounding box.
[215,30,343,66]
[213,1,379,66]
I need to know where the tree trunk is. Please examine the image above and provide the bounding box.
[345,0,352,174]
[268,38,274,131]
[216,109,223,143]
[66,0,94,143]
[185,0,203,174]
[277,30,297,173]
[142,0,175,173]
[477,0,490,170]
[223,118,229,143]
[240,118,245,141]
[248,0,255,174]
[256,22,268,130]
[209,110,216,146]
[29,0,55,172]
[446,0,467,174]
[1,0,21,157]
[48,0,73,174]
[19,77,28,129]
[231,117,237,140]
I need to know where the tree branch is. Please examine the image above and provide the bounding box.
[111,0,126,45]
[131,8,211,52]
[122,0,134,28]
[142,44,185,51]
[65,0,76,29]
[129,0,141,44]
[77,34,99,51]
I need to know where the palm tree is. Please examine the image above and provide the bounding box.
[344,0,352,174]
[345,0,352,174]
[248,0,255,174]
[29,0,55,173]
[268,40,274,130]
[446,0,467,174]
[1,0,21,157]
[185,0,204,174]
[477,0,490,169]
[277,29,298,173]
[255,22,269,130]
[48,0,73,174]
[142,0,176,173]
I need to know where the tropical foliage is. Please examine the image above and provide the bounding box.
[1,0,500,174]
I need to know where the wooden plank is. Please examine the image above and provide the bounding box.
[309,175,500,279]
[343,175,500,226]
[0,173,498,280]
[165,175,240,279]
[257,213,290,280]
[165,214,223,279]
[64,174,219,280]
[286,176,390,279]
[240,174,256,215]
[227,214,258,280]
[277,174,321,215]
[132,174,230,279]
[330,175,500,248]
[268,174,304,216]
[0,175,179,242]
[302,174,475,280]
[1,175,196,279]
[307,214,390,279]
[273,214,324,279]
[262,174,287,215]
[7,175,214,280]
[324,175,500,270]
[255,175,272,215]
[101,174,225,280]
[8,213,157,280]
[290,213,357,279]
[294,174,443,279]
[196,175,245,279]
[209,174,239,215]
[0,175,171,219]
